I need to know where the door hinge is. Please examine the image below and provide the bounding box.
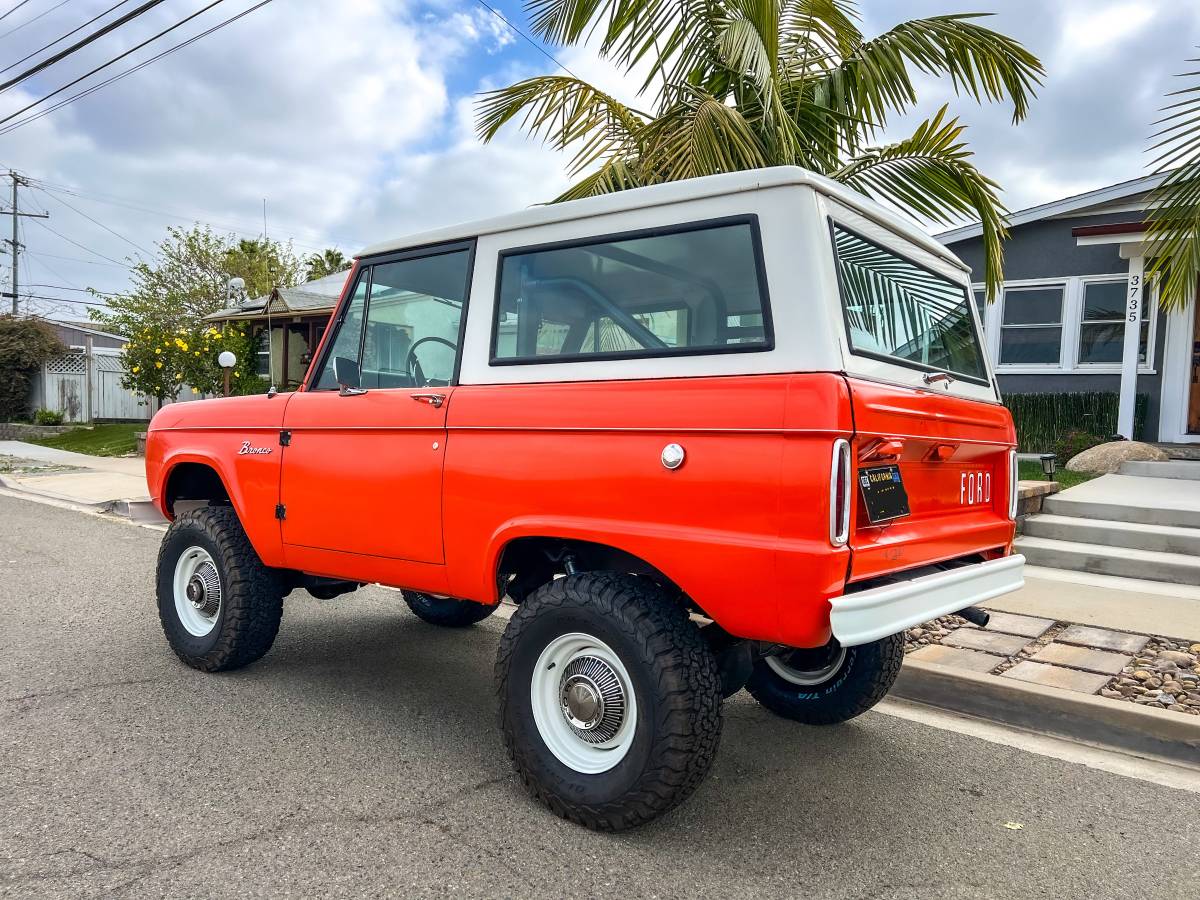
[279,430,291,447]
[274,503,286,520]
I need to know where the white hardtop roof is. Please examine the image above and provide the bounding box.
[935,172,1167,244]
[358,166,968,272]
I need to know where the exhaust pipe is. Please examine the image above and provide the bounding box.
[956,606,990,628]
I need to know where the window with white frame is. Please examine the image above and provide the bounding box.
[998,284,1065,365]
[1078,278,1150,365]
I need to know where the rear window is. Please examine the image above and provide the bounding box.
[492,218,772,363]
[832,224,988,383]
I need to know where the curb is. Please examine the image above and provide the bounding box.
[894,658,1200,767]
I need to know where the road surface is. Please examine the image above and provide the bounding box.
[1,493,1196,898]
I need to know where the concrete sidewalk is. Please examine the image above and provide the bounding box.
[0,440,157,520]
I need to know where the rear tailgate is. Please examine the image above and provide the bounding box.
[846,377,1016,581]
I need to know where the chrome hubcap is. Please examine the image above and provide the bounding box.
[558,656,626,743]
[173,546,222,637]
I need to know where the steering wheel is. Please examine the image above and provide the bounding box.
[405,335,458,386]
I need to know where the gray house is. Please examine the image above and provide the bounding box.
[936,173,1200,445]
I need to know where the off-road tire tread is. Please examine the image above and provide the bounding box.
[495,572,722,831]
[746,633,904,725]
[402,591,496,628]
[156,506,283,672]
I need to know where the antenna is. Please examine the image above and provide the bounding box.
[262,196,277,394]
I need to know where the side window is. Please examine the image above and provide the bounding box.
[314,274,369,390]
[313,247,471,390]
[492,219,771,363]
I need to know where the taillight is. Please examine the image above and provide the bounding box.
[830,438,851,546]
[1008,449,1019,520]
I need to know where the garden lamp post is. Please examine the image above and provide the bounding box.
[218,350,237,397]
[1039,453,1058,481]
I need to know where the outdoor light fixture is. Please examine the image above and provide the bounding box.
[218,350,237,397]
[1039,453,1058,480]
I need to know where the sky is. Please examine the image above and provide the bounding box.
[1,0,1198,320]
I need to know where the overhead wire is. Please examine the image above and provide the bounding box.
[0,0,72,43]
[33,185,155,256]
[1,1,135,74]
[0,1,35,24]
[0,0,230,125]
[29,217,131,267]
[471,0,579,78]
[0,0,169,94]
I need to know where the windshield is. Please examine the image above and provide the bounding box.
[832,224,988,383]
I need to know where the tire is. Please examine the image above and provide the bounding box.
[155,506,284,672]
[495,572,722,831]
[403,591,496,627]
[745,634,903,725]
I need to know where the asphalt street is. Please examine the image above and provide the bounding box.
[1,492,1197,899]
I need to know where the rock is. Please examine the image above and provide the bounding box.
[1160,693,1177,704]
[1100,688,1122,699]
[1065,441,1169,475]
[1169,705,1187,713]
[1189,643,1200,654]
[1158,650,1197,666]
[1132,669,1152,681]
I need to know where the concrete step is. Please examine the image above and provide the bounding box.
[1118,459,1200,480]
[1041,494,1200,530]
[1022,513,1200,555]
[1014,535,1200,586]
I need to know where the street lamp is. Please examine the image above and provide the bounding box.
[1039,453,1058,481]
[218,350,237,397]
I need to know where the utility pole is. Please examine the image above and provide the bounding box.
[3,170,49,315]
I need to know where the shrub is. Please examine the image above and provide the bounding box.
[0,316,66,422]
[33,408,64,425]
[1002,391,1147,452]
[1051,429,1107,465]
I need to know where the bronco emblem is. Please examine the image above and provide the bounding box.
[238,441,273,456]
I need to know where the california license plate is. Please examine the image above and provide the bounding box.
[859,465,910,524]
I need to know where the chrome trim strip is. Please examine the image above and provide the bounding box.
[1008,449,1019,521]
[830,438,851,546]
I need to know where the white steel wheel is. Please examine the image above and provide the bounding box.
[172,545,223,637]
[530,632,638,775]
[765,645,848,687]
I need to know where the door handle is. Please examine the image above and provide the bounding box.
[922,371,955,387]
[411,392,445,408]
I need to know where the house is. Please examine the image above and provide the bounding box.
[204,270,350,390]
[936,173,1199,445]
[43,319,127,351]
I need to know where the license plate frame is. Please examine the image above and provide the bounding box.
[858,464,911,524]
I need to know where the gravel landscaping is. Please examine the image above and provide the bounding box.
[903,616,1200,716]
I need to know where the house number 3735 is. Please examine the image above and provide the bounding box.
[1127,274,1141,323]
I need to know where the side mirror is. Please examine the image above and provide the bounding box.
[333,356,366,396]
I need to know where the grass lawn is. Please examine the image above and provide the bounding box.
[29,423,143,457]
[1017,459,1096,490]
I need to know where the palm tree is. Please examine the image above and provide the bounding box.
[1146,53,1200,311]
[305,248,351,282]
[477,0,1042,296]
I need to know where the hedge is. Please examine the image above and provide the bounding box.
[1002,391,1148,453]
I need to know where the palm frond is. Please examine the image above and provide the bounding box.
[555,156,646,201]
[476,75,649,176]
[833,105,1008,298]
[815,14,1043,141]
[640,89,769,181]
[1147,56,1200,311]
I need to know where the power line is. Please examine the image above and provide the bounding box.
[23,282,101,293]
[0,0,275,136]
[26,249,135,269]
[472,0,579,79]
[1,1,134,74]
[33,185,155,257]
[0,0,228,124]
[0,0,72,42]
[0,0,169,94]
[0,1,35,24]
[28,217,130,266]
[31,177,361,252]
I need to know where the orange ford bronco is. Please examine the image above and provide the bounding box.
[147,167,1024,830]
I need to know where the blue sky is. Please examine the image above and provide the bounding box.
[1,0,1199,319]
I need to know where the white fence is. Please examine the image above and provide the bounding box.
[33,344,205,423]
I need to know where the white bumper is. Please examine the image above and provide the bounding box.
[829,555,1025,647]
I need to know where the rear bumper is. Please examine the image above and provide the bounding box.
[829,554,1025,647]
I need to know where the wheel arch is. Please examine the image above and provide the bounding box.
[162,459,232,518]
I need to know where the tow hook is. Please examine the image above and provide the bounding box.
[956,606,991,627]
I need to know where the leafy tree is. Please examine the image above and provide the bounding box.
[89,225,301,402]
[0,315,65,421]
[477,0,1043,297]
[1147,53,1200,311]
[305,248,352,282]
